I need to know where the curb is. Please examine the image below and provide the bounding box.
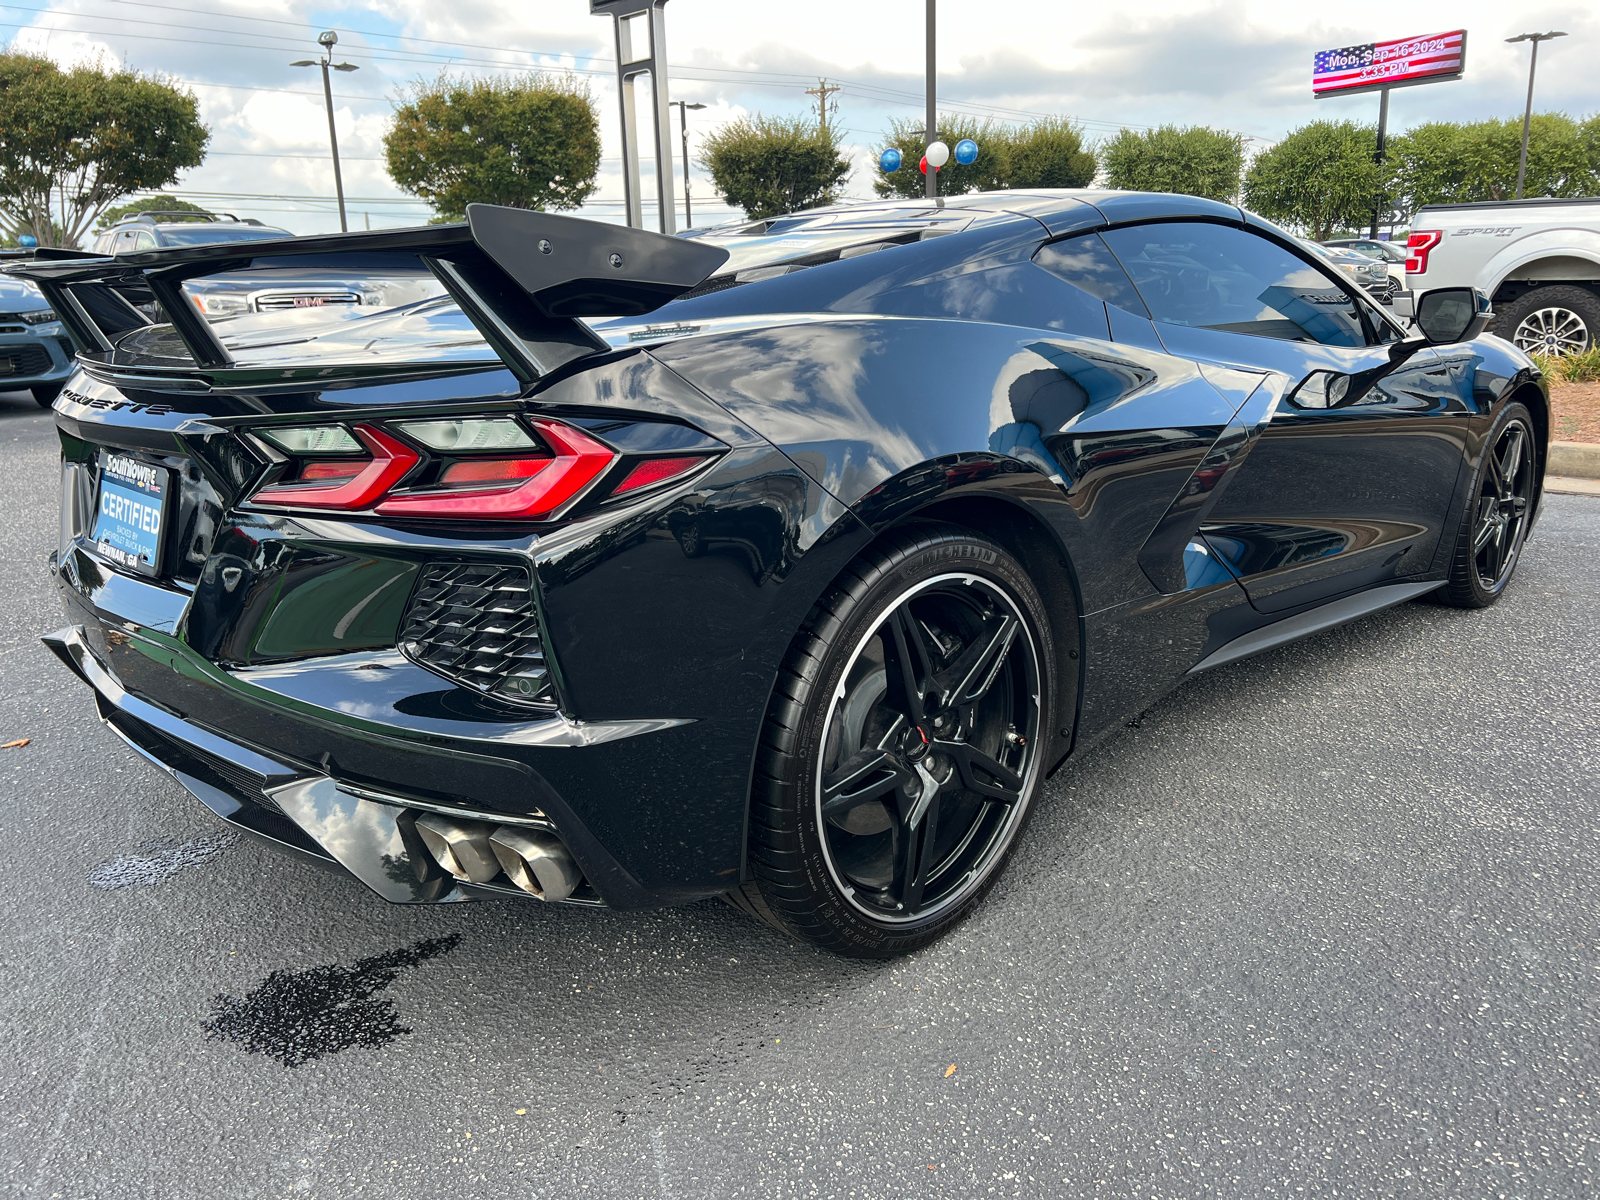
[1549,441,1600,480]
[1546,476,1600,498]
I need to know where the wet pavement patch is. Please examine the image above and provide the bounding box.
[88,832,239,890]
[201,935,461,1068]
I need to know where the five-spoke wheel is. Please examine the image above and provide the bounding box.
[741,523,1059,957]
[817,572,1040,923]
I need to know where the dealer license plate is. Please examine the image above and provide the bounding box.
[90,451,169,576]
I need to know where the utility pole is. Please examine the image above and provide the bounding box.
[805,78,841,133]
[925,0,936,199]
[290,31,359,233]
[1506,30,1567,200]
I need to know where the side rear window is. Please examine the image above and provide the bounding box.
[1100,222,1368,348]
[1033,234,1148,317]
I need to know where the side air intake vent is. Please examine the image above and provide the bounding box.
[399,561,553,707]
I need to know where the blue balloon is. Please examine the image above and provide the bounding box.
[954,138,979,165]
[18,234,37,248]
[879,147,903,173]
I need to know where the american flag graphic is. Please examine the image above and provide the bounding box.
[1313,29,1466,97]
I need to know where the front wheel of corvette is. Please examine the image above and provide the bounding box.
[742,524,1055,958]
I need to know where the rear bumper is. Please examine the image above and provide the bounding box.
[46,551,739,909]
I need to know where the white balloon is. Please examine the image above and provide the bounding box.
[925,140,950,169]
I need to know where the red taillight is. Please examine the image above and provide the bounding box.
[439,459,548,486]
[253,425,420,510]
[613,455,707,495]
[1406,230,1442,274]
[375,419,615,520]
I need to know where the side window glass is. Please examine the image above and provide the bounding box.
[1033,234,1149,317]
[133,231,157,251]
[114,230,139,254]
[1101,222,1368,348]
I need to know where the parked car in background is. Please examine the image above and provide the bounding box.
[1302,238,1395,305]
[1323,237,1410,314]
[1406,197,1600,356]
[91,210,442,318]
[0,275,73,407]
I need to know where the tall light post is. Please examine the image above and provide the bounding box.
[667,100,705,228]
[291,31,359,232]
[1505,30,1567,200]
[925,0,937,199]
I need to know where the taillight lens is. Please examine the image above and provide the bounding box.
[248,417,714,520]
[253,425,420,509]
[613,455,707,495]
[375,419,615,520]
[1406,230,1442,274]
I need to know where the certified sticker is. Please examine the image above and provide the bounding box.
[92,453,167,574]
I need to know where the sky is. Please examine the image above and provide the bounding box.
[7,0,1598,236]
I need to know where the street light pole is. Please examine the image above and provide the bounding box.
[1505,30,1567,201]
[925,0,937,200]
[668,100,705,229]
[291,31,359,232]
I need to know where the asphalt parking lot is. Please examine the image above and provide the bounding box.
[1,388,1596,1200]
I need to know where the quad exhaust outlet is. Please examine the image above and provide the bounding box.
[413,812,581,902]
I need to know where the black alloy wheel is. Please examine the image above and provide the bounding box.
[1435,402,1537,608]
[736,523,1055,957]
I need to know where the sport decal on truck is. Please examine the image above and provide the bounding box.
[1452,227,1521,237]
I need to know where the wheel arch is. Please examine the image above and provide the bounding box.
[876,487,1085,770]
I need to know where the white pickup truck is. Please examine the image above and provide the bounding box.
[1406,197,1600,356]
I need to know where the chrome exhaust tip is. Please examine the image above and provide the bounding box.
[414,813,500,883]
[489,827,580,902]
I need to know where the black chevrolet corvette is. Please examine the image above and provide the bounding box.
[12,191,1546,957]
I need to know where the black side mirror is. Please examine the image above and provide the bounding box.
[1415,286,1492,345]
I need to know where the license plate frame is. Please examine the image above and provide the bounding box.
[89,450,171,578]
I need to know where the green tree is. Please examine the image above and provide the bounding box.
[1004,117,1098,189]
[385,72,601,221]
[872,114,1096,199]
[697,115,851,219]
[0,53,209,249]
[96,194,209,230]
[1388,113,1597,214]
[873,115,1006,199]
[1101,125,1243,202]
[1242,120,1380,240]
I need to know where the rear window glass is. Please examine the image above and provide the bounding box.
[1101,222,1367,348]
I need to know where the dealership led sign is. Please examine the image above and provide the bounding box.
[1313,29,1467,98]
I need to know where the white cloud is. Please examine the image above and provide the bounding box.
[8,0,1597,236]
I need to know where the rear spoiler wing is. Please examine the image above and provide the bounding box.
[2,203,729,385]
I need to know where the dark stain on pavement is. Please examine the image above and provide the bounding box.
[202,935,461,1067]
[89,832,238,890]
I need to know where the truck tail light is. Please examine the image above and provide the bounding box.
[1406,230,1442,275]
